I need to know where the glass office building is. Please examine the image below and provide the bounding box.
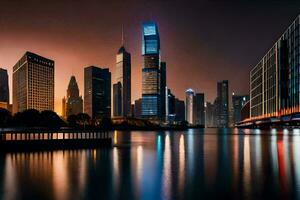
[84,66,111,119]
[13,51,54,113]
[141,21,162,118]
[114,46,131,117]
[185,88,194,124]
[250,15,300,120]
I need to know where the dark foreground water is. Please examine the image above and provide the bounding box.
[0,128,300,200]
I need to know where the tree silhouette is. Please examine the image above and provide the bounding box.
[0,108,12,127]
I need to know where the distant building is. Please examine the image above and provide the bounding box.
[113,82,122,117]
[84,66,111,119]
[134,98,142,118]
[62,97,66,118]
[131,104,135,117]
[232,94,249,124]
[205,102,215,127]
[194,93,205,126]
[13,51,54,113]
[65,76,83,117]
[114,44,131,117]
[166,88,175,122]
[216,80,229,127]
[175,98,185,122]
[141,21,161,119]
[185,88,194,124]
[160,62,167,120]
[0,68,9,104]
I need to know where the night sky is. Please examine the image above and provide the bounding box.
[0,0,299,114]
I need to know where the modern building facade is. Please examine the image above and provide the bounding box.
[134,98,142,119]
[185,88,194,124]
[175,98,185,122]
[250,15,300,120]
[84,66,111,119]
[166,88,175,122]
[232,94,249,124]
[205,102,215,127]
[0,68,9,104]
[114,45,131,117]
[113,82,122,117]
[64,76,83,117]
[13,51,54,113]
[141,21,161,119]
[194,93,205,126]
[216,80,229,127]
[160,62,167,119]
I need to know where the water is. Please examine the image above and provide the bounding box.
[0,128,300,200]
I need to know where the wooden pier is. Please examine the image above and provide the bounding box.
[0,128,112,151]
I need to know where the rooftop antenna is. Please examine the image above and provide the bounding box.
[121,24,124,47]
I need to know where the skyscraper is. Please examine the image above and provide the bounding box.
[62,97,66,118]
[194,93,205,126]
[185,88,194,124]
[113,43,131,117]
[232,94,249,125]
[175,98,185,122]
[134,98,142,119]
[160,62,166,120]
[166,88,175,122]
[216,80,229,127]
[13,51,54,113]
[141,21,161,119]
[113,82,122,117]
[205,102,215,127]
[65,76,83,117]
[84,66,111,119]
[0,68,9,104]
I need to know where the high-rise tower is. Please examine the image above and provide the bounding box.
[141,21,161,119]
[13,51,54,113]
[185,88,194,124]
[113,32,131,117]
[84,66,111,119]
[65,76,83,117]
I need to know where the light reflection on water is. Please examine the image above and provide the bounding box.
[1,128,300,199]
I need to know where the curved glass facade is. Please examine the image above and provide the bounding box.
[141,21,162,118]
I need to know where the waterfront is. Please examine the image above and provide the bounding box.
[1,128,300,199]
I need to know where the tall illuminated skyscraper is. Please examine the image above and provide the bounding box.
[185,88,194,124]
[113,38,131,117]
[13,51,54,113]
[141,21,161,119]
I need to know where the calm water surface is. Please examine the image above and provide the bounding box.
[0,128,300,200]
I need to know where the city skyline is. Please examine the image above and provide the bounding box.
[0,1,300,115]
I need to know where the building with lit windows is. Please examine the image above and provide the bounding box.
[249,15,300,121]
[216,80,229,127]
[232,94,249,124]
[64,76,83,117]
[13,51,54,113]
[141,21,162,119]
[113,44,131,117]
[185,89,194,124]
[194,93,205,126]
[84,66,111,119]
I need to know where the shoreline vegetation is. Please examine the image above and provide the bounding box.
[0,108,199,131]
